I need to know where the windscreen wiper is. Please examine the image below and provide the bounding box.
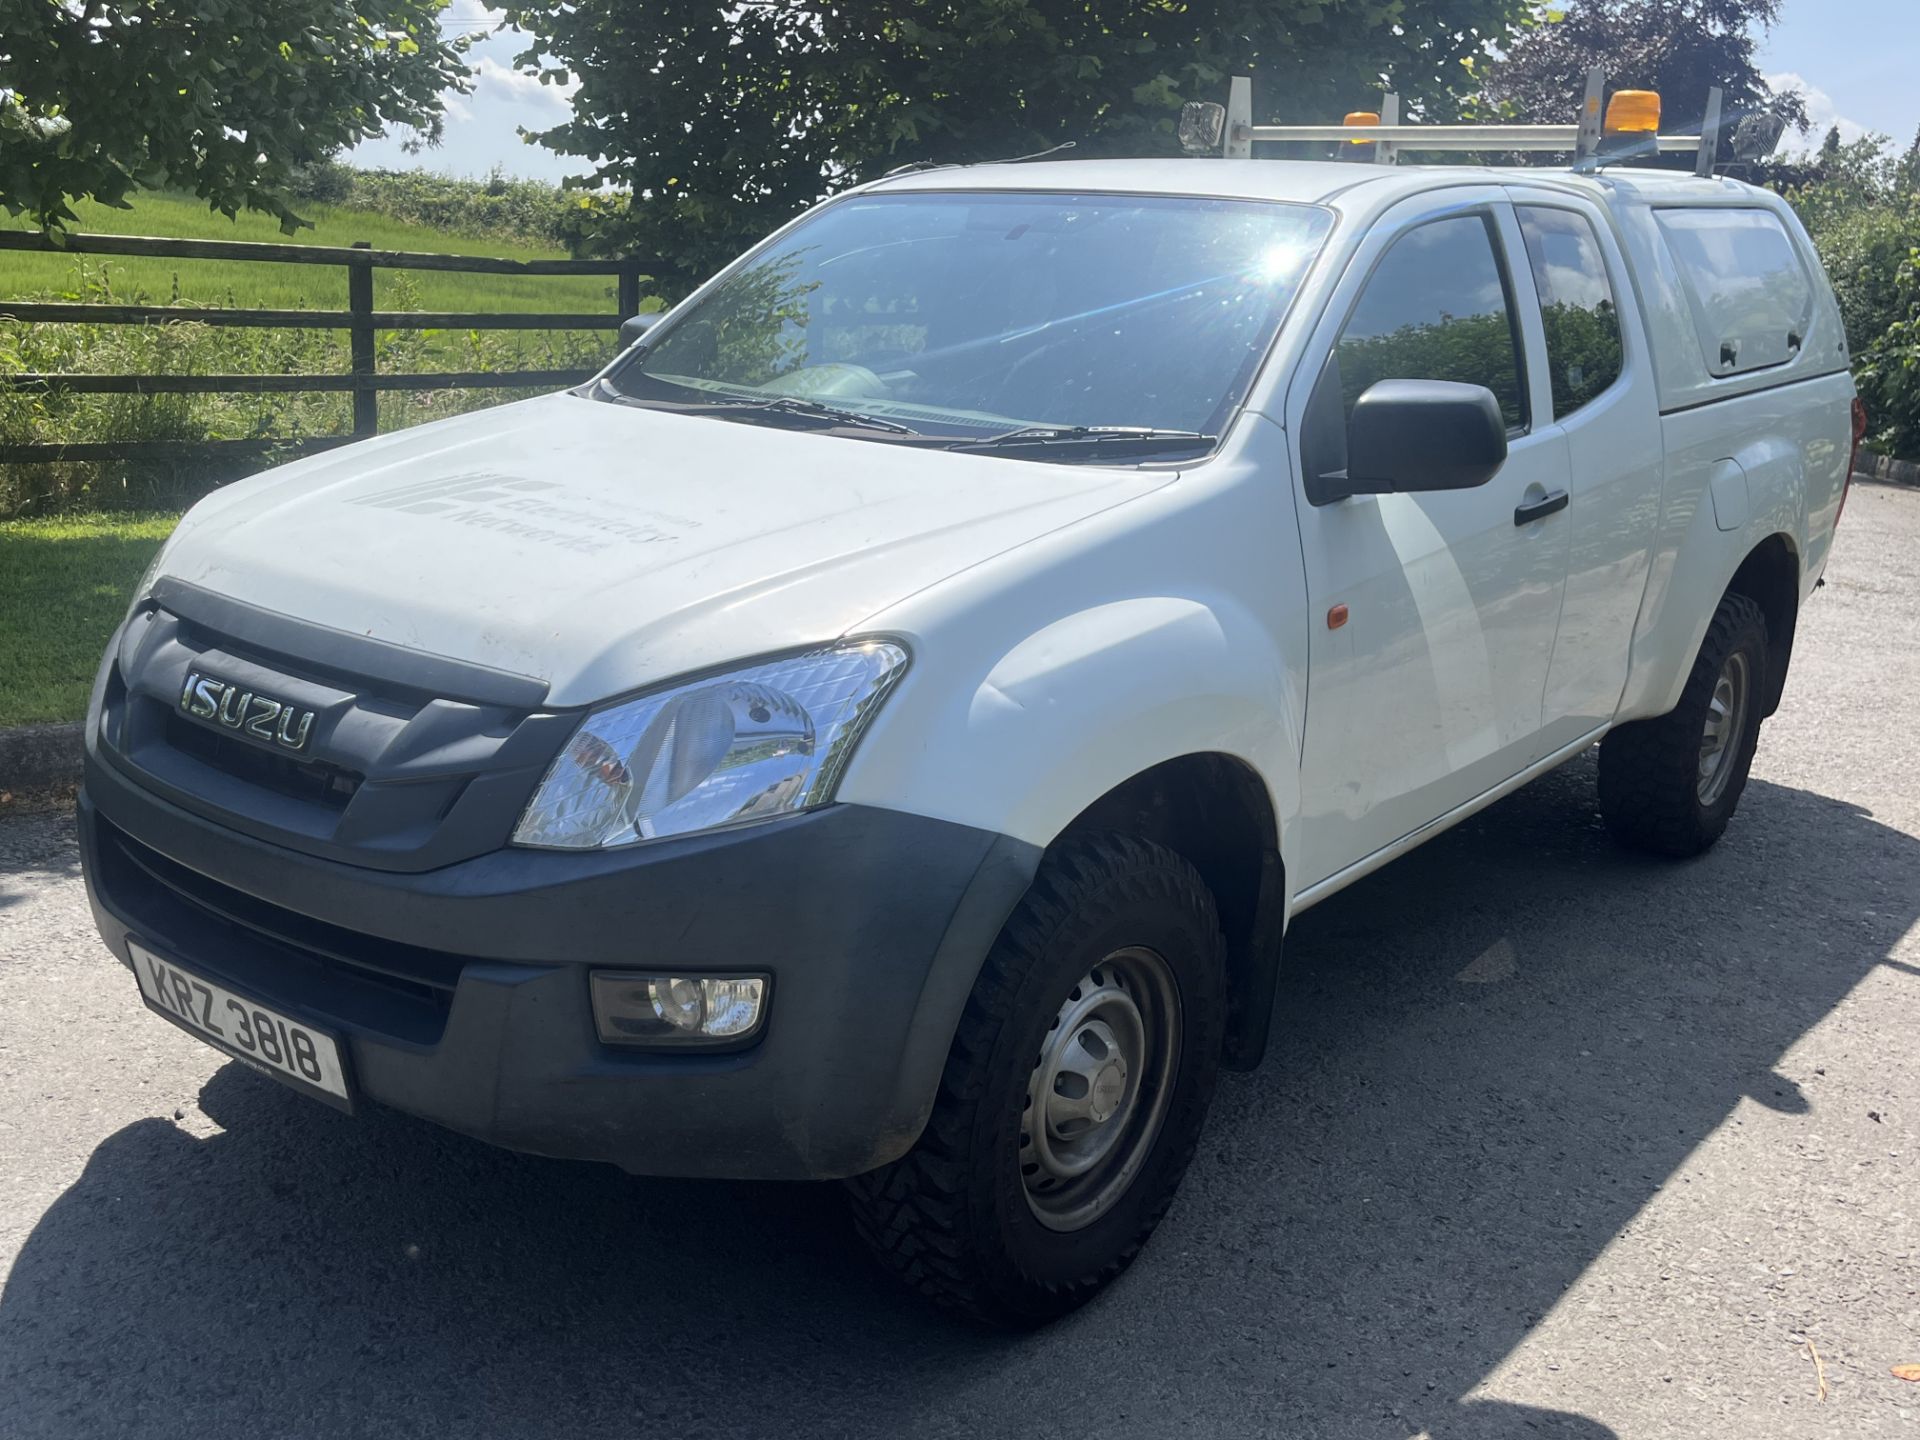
[670,394,921,435]
[948,425,1217,455]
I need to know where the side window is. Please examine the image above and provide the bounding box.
[1335,213,1527,430]
[1654,207,1814,377]
[1516,206,1624,419]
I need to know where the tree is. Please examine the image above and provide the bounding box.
[0,0,469,233]
[1781,130,1920,462]
[504,0,1533,277]
[1483,0,1806,138]
[1898,127,1920,196]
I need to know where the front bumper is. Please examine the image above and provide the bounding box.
[80,748,1040,1180]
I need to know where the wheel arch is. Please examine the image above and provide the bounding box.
[1054,753,1286,1072]
[1620,523,1805,726]
[1724,531,1800,716]
[843,588,1308,1076]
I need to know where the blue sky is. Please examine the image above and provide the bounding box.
[1756,0,1920,149]
[347,2,579,184]
[348,0,1920,184]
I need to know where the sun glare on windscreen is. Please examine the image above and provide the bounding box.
[1250,240,1311,284]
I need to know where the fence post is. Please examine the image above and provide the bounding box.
[347,241,378,438]
[617,265,640,321]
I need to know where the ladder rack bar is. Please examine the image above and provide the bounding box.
[1242,123,1702,154]
[1245,123,1580,145]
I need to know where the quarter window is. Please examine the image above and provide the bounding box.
[1654,207,1814,377]
[1335,213,1527,430]
[1516,205,1625,418]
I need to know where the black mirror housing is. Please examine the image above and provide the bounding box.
[1346,379,1508,494]
[619,312,662,350]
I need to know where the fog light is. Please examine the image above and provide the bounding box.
[655,976,706,1032]
[590,972,769,1046]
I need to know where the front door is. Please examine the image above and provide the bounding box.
[1289,196,1573,892]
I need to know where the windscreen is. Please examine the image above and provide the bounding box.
[606,190,1333,443]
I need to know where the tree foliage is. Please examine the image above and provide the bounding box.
[1896,127,1920,198]
[1784,133,1920,460]
[1855,246,1920,463]
[0,0,469,233]
[1483,0,1806,136]
[503,0,1533,276]
[287,160,575,247]
[1337,311,1528,428]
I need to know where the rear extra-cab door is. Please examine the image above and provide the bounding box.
[1505,189,1664,751]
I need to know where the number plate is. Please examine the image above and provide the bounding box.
[129,940,352,1110]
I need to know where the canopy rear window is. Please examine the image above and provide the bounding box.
[1654,208,1814,379]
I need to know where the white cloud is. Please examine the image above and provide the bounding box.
[344,0,579,179]
[470,56,577,114]
[1766,71,1872,150]
[444,0,507,28]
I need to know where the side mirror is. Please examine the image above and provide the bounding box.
[619,312,662,350]
[1346,379,1508,494]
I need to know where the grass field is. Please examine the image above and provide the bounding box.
[0,190,646,517]
[0,191,618,315]
[0,190,645,723]
[0,511,179,728]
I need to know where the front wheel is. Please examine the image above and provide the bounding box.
[1598,591,1770,857]
[846,834,1226,1327]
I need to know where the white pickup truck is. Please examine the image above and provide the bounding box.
[81,84,1859,1326]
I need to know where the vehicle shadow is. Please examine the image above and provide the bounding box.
[3,756,1914,1439]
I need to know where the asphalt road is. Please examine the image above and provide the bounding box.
[4,484,1918,1440]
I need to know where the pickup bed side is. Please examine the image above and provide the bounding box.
[1607,193,1852,725]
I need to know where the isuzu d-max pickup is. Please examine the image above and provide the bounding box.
[81,86,1858,1325]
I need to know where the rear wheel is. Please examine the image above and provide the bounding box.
[846,833,1225,1327]
[1598,592,1770,857]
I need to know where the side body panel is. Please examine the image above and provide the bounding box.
[845,168,1853,900]
[838,416,1312,875]
[1617,373,1853,722]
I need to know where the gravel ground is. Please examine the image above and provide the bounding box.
[2,484,1917,1440]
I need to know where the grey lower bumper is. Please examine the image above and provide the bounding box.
[79,751,1040,1180]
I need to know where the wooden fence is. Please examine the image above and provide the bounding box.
[0,230,681,466]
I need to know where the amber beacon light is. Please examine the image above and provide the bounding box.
[1343,111,1382,143]
[1604,90,1662,136]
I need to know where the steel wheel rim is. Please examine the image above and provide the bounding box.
[1697,650,1750,806]
[1020,947,1181,1233]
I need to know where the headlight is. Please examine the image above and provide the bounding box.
[126,532,180,619]
[513,640,908,849]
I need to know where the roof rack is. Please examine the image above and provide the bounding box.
[1180,69,1771,178]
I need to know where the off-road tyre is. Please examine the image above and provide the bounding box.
[1598,592,1770,857]
[845,833,1226,1328]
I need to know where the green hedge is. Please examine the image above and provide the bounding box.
[287,161,605,253]
[1786,136,1920,461]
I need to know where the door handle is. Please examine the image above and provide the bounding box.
[1514,489,1569,526]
